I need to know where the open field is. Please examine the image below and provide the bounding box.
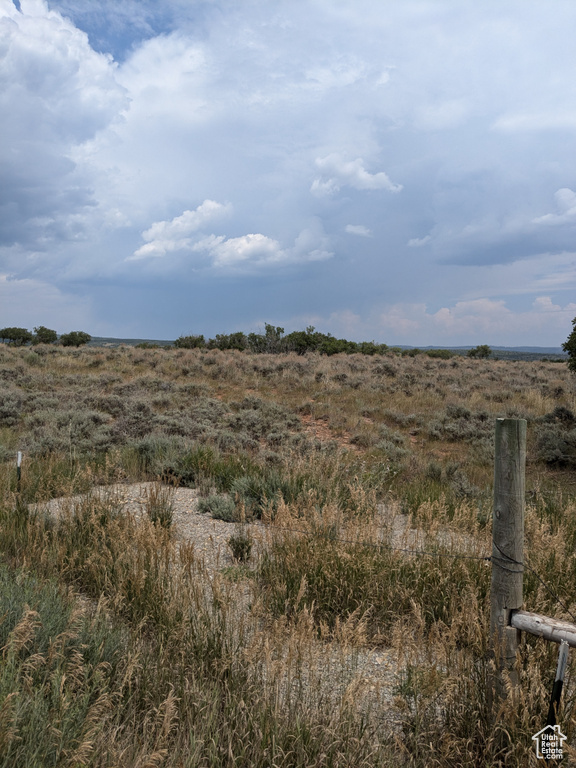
[1,343,576,766]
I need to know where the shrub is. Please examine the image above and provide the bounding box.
[134,434,187,475]
[535,425,576,467]
[426,348,454,359]
[207,332,248,351]
[174,334,206,349]
[112,401,157,440]
[197,494,237,521]
[467,344,492,359]
[163,445,258,493]
[0,391,22,426]
[428,406,491,443]
[374,362,396,377]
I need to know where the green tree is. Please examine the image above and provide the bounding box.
[284,326,322,354]
[468,344,492,359]
[0,327,33,346]
[247,324,286,353]
[174,334,206,349]
[60,331,91,347]
[563,318,576,372]
[207,332,247,351]
[32,326,58,345]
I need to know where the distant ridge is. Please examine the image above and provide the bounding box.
[88,336,173,347]
[416,345,566,355]
[87,336,567,359]
[491,346,566,354]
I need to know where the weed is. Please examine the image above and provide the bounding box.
[228,529,253,562]
[144,482,174,527]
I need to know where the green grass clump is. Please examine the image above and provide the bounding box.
[0,564,126,767]
[257,516,491,644]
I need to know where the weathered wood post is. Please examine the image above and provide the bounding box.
[490,418,526,703]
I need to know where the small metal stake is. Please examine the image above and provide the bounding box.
[546,640,570,728]
[16,451,22,493]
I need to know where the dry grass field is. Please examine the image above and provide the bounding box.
[0,343,576,766]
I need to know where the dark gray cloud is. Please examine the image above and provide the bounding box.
[1,0,576,345]
[0,1,127,260]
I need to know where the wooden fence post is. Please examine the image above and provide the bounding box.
[490,418,526,703]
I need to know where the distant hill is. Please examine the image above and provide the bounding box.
[492,346,566,354]
[445,346,565,355]
[416,346,567,361]
[86,336,568,361]
[88,336,173,347]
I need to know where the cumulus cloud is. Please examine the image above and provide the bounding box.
[192,221,333,270]
[130,201,230,260]
[346,225,372,237]
[130,205,333,270]
[533,188,576,226]
[4,0,576,344]
[311,154,402,196]
[0,0,127,254]
[193,233,284,268]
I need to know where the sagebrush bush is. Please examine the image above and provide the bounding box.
[197,494,237,521]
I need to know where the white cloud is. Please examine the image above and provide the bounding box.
[130,206,333,270]
[116,34,211,124]
[4,0,576,345]
[192,221,334,270]
[408,235,431,247]
[533,188,576,226]
[346,225,372,237]
[193,233,284,267]
[130,200,230,260]
[292,221,334,262]
[311,154,402,196]
[0,0,127,258]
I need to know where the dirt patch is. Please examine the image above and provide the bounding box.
[300,413,359,451]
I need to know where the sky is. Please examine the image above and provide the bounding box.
[1,0,576,347]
